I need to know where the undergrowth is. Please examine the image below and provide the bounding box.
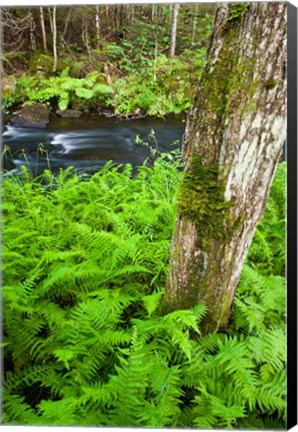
[2,157,286,428]
[2,52,205,117]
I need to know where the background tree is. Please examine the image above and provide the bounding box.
[169,3,180,57]
[162,2,287,333]
[191,3,199,45]
[52,6,57,72]
[95,5,100,51]
[28,9,36,51]
[39,7,48,54]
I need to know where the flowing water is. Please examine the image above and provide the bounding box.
[2,114,185,175]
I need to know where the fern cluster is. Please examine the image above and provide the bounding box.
[2,158,286,428]
[6,69,113,111]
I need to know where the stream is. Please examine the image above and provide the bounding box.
[2,114,185,176]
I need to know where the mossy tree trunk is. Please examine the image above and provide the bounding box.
[162,2,287,333]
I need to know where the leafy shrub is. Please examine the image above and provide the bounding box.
[112,55,195,117]
[6,69,113,111]
[29,52,54,74]
[2,158,286,428]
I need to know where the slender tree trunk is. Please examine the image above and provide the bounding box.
[39,7,48,54]
[48,7,53,34]
[151,4,156,23]
[129,5,135,24]
[29,10,36,51]
[191,3,199,45]
[82,19,92,61]
[52,6,57,73]
[169,3,180,57]
[95,5,100,50]
[162,3,287,333]
[153,38,158,82]
[114,6,120,34]
[62,7,72,40]
[103,63,113,87]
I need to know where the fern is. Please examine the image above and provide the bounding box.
[2,158,286,427]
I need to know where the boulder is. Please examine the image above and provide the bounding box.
[56,109,82,118]
[11,104,49,128]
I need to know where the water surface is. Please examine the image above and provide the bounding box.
[2,114,185,175]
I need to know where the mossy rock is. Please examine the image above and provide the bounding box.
[29,53,54,74]
[11,103,49,128]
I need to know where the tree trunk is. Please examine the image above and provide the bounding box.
[39,7,48,54]
[162,3,287,333]
[151,4,156,23]
[29,10,36,51]
[52,6,57,73]
[82,19,92,61]
[191,3,199,45]
[62,7,72,40]
[48,7,53,34]
[95,5,100,50]
[169,3,179,57]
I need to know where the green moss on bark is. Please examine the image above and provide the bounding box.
[264,79,278,90]
[227,3,249,22]
[194,2,259,132]
[177,155,231,246]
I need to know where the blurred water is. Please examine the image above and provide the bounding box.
[2,114,185,175]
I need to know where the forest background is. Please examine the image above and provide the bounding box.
[2,3,214,117]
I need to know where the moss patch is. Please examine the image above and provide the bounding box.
[264,79,278,90]
[227,3,249,22]
[177,154,231,246]
[29,52,54,75]
[192,2,259,133]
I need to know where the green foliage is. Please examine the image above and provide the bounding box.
[227,3,249,22]
[4,70,113,111]
[246,162,286,276]
[2,4,215,117]
[3,159,286,428]
[112,54,197,117]
[4,56,195,116]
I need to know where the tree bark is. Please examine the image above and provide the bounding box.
[29,10,36,51]
[48,7,53,34]
[39,7,48,54]
[62,7,72,41]
[82,19,92,61]
[169,3,180,57]
[191,3,199,45]
[151,4,156,23]
[162,3,287,333]
[52,6,57,73]
[95,5,100,50]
